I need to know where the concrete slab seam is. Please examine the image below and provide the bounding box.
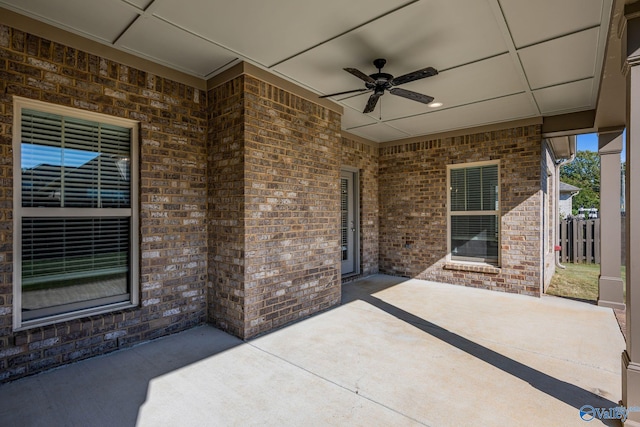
[246,341,433,427]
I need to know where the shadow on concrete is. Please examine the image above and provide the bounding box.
[342,276,621,424]
[545,293,597,305]
[364,294,616,409]
[0,326,241,427]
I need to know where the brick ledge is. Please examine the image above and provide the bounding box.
[443,262,501,274]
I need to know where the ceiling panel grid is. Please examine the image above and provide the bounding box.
[0,0,613,142]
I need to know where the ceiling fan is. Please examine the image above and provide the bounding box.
[319,58,438,114]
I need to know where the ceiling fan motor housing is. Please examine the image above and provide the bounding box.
[370,58,392,87]
[369,72,393,85]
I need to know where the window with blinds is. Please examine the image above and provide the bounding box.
[448,162,500,264]
[13,97,139,329]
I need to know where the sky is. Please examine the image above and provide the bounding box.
[576,132,626,161]
[21,144,98,169]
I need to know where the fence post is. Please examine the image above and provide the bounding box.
[558,219,567,262]
[593,218,600,264]
[586,219,593,264]
[573,219,579,263]
[560,219,571,262]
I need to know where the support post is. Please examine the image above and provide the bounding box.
[598,128,625,309]
[623,10,640,426]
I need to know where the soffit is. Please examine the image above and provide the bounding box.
[0,0,614,143]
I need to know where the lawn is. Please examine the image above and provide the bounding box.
[547,263,626,302]
[22,252,127,290]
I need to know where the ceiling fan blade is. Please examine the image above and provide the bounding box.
[391,67,438,86]
[363,92,382,114]
[344,68,376,84]
[319,88,370,98]
[389,88,434,105]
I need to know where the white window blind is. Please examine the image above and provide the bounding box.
[14,98,138,329]
[450,166,498,212]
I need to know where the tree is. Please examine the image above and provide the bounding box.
[560,150,600,215]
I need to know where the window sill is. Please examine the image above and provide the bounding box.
[443,262,501,274]
[14,301,137,332]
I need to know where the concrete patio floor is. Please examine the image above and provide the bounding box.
[0,275,626,426]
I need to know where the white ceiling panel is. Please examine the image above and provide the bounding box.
[274,44,383,97]
[341,107,378,129]
[499,0,605,48]
[1,0,138,43]
[274,0,508,96]
[124,0,153,10]
[340,54,526,122]
[518,27,599,90]
[345,123,410,143]
[152,0,413,67]
[385,93,538,136]
[533,79,594,114]
[117,17,238,77]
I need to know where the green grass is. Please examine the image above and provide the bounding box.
[23,272,126,292]
[547,263,626,302]
[22,252,127,291]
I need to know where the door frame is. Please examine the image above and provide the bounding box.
[341,167,360,277]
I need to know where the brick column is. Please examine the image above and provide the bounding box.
[598,128,625,309]
[208,70,342,339]
[623,11,640,426]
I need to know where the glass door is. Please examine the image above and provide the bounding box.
[341,169,358,275]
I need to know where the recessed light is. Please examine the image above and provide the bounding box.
[428,102,443,108]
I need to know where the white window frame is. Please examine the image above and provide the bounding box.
[12,96,139,330]
[447,160,501,266]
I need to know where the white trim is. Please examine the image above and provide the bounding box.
[16,301,137,331]
[446,160,501,266]
[340,167,361,277]
[12,96,140,330]
[447,159,501,170]
[12,108,21,329]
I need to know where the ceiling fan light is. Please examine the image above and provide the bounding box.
[428,102,443,108]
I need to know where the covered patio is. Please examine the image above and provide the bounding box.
[3,0,640,424]
[0,275,624,426]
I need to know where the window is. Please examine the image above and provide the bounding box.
[448,161,499,264]
[13,97,139,329]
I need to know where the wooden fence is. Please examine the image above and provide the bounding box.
[558,219,600,264]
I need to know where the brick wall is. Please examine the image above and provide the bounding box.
[341,135,379,276]
[207,76,246,337]
[378,125,543,296]
[208,75,342,338]
[0,25,208,381]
